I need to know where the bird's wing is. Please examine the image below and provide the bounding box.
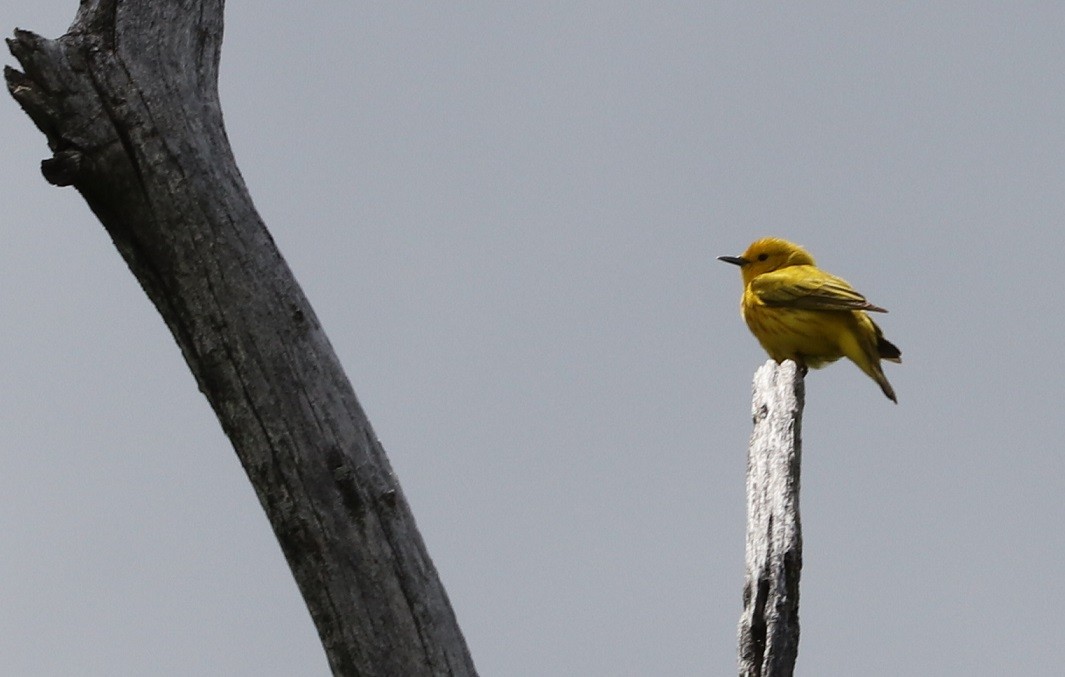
[751,268,888,312]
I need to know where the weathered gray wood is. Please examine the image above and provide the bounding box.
[6,2,477,675]
[737,360,804,677]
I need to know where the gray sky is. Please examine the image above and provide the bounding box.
[3,3,1064,675]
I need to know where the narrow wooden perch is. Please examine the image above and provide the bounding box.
[6,2,476,674]
[737,360,804,677]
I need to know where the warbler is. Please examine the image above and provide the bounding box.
[719,237,901,402]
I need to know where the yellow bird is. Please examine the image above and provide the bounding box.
[719,237,901,402]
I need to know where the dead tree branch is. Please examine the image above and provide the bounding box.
[6,2,477,674]
[737,360,804,677]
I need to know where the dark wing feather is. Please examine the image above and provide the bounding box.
[750,268,888,312]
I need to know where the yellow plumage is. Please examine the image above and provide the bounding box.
[719,237,901,402]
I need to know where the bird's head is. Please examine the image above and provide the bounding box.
[718,237,815,286]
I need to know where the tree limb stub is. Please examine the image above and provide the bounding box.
[7,2,477,675]
[737,360,804,677]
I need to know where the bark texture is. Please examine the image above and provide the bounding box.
[6,2,477,675]
[737,360,804,677]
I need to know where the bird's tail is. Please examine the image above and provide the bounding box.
[848,342,899,403]
[857,318,900,402]
[873,320,902,363]
[871,365,897,404]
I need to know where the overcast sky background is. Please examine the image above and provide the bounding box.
[3,3,1064,676]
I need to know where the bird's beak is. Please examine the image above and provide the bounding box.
[717,255,748,267]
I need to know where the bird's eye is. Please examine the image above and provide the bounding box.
[757,253,769,261]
